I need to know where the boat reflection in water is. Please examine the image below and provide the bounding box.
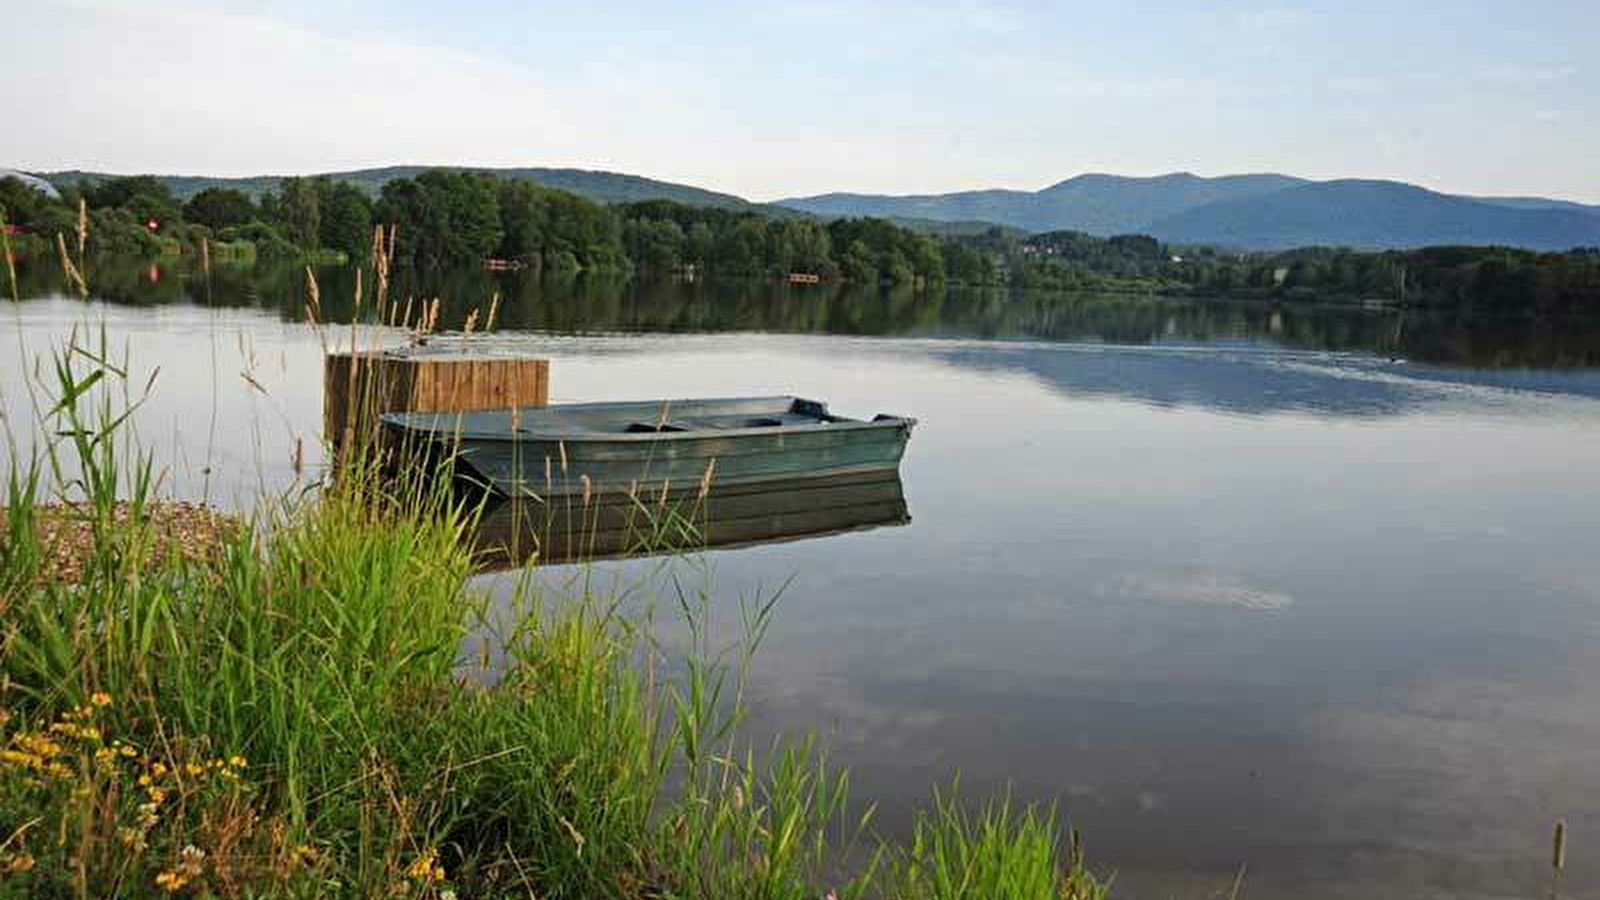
[468,469,910,569]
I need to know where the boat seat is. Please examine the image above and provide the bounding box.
[677,415,796,430]
[625,413,828,433]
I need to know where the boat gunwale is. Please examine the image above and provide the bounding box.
[381,395,917,444]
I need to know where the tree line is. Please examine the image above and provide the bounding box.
[0,173,376,264]
[4,170,1598,311]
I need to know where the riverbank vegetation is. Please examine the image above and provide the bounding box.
[6,169,1598,309]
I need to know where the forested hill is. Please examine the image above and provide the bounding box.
[42,166,757,210]
[780,173,1600,251]
[1145,180,1600,252]
[780,172,1304,234]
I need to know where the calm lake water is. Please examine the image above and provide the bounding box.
[6,262,1600,899]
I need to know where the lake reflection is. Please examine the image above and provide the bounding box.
[469,471,909,568]
[5,265,1600,899]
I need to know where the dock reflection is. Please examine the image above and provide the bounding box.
[469,469,910,569]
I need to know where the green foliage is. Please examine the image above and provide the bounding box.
[85,207,164,257]
[378,170,503,268]
[1170,244,1600,312]
[218,220,299,261]
[316,179,373,259]
[274,176,321,248]
[0,176,47,227]
[182,187,258,231]
[892,792,1110,900]
[38,168,1595,311]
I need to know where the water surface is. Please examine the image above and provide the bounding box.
[4,264,1600,899]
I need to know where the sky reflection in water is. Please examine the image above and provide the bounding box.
[5,289,1600,899]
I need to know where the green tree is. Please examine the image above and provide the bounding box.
[276,177,321,249]
[183,188,258,231]
[316,180,373,260]
[0,176,46,227]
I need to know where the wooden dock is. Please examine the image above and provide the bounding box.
[324,341,549,457]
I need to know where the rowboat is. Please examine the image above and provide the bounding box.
[380,396,915,498]
[470,470,910,567]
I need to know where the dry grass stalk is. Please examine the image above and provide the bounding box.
[1,210,17,303]
[75,198,88,261]
[697,459,716,500]
[56,233,88,298]
[485,292,501,333]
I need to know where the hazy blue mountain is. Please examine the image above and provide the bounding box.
[43,166,757,210]
[1472,195,1600,215]
[778,172,1306,234]
[781,172,1600,250]
[1146,180,1600,251]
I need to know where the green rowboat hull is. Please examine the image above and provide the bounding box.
[381,396,914,498]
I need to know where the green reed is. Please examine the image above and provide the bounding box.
[892,790,1110,900]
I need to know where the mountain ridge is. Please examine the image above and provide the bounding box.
[1143,179,1600,251]
[40,165,759,211]
[20,166,1600,251]
[779,172,1600,250]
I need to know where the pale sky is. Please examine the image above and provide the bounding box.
[6,0,1596,202]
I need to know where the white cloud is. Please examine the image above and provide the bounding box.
[2,0,690,178]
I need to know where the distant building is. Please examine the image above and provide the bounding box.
[0,168,62,199]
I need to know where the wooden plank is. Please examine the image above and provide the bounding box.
[322,350,551,456]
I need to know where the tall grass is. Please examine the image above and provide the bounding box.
[893,791,1109,900]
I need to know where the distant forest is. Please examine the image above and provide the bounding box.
[2,170,1597,312]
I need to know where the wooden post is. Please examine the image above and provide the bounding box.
[323,347,549,456]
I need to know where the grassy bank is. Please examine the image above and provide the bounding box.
[0,325,1112,900]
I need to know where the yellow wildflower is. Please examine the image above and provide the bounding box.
[185,762,205,778]
[151,761,169,777]
[91,692,112,708]
[154,870,187,892]
[405,848,446,882]
[228,755,247,769]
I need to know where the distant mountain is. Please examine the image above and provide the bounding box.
[1145,180,1600,251]
[1472,195,1600,215]
[779,173,1306,234]
[42,166,757,210]
[780,172,1600,251]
